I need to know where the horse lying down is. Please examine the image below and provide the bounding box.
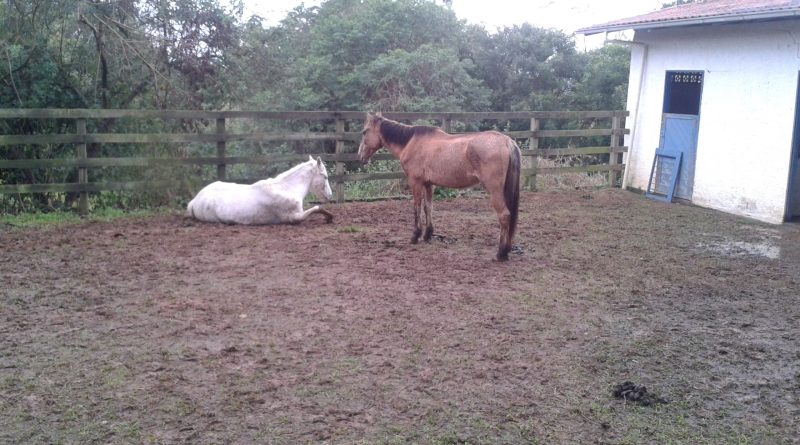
[187,156,334,225]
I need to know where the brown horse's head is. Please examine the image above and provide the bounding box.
[358,113,383,164]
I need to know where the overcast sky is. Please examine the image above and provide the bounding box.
[243,0,665,48]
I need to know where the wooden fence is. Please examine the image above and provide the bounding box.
[0,109,628,214]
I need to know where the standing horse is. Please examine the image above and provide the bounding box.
[187,156,334,225]
[358,113,520,261]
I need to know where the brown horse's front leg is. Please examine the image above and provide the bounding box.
[423,184,434,242]
[410,186,423,244]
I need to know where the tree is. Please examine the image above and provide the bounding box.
[1,0,246,211]
[573,44,630,111]
[467,24,585,111]
[351,44,490,111]
[241,0,473,111]
[137,0,244,109]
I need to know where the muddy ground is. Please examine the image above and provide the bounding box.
[1,188,799,444]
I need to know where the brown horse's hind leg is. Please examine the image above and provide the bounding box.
[496,214,512,261]
[423,184,434,242]
[487,187,512,261]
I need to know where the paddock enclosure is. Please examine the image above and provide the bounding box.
[2,189,799,444]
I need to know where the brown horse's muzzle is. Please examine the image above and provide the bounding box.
[358,143,370,165]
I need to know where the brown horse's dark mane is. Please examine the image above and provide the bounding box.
[378,118,439,147]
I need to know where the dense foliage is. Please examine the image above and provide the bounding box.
[1,0,631,114]
[0,0,630,212]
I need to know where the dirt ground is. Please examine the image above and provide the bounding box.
[1,188,799,444]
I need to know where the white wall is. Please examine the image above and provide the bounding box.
[624,20,800,223]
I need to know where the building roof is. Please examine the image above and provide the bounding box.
[577,0,800,35]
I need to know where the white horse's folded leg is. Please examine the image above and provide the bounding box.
[316,207,334,223]
[291,205,334,224]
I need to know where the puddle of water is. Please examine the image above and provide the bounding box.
[697,240,781,259]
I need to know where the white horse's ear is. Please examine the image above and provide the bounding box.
[309,155,313,162]
[316,156,323,166]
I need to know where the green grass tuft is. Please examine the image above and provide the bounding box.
[0,207,173,229]
[337,225,363,233]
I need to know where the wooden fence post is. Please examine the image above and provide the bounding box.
[442,118,452,133]
[609,115,622,187]
[216,118,226,181]
[335,117,345,203]
[76,118,88,216]
[526,117,539,191]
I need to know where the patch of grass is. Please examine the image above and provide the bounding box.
[0,375,21,391]
[432,431,467,444]
[535,156,609,190]
[102,365,131,389]
[588,400,777,445]
[337,225,363,233]
[118,421,142,440]
[433,187,459,200]
[344,160,407,200]
[333,356,363,376]
[0,211,83,228]
[171,398,196,417]
[0,207,173,229]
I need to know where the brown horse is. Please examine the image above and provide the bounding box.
[358,113,521,261]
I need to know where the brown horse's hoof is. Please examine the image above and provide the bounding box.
[496,252,509,261]
[411,228,422,244]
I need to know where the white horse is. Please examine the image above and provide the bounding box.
[187,156,334,225]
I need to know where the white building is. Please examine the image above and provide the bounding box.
[578,0,800,223]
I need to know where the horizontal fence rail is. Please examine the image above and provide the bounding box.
[0,109,629,214]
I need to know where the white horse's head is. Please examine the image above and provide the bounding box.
[308,155,333,202]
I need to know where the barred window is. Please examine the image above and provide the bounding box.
[664,71,703,115]
[670,72,703,84]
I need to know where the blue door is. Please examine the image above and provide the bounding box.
[660,114,699,200]
[791,147,800,218]
[660,71,703,201]
[788,72,800,220]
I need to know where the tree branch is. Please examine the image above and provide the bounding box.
[4,46,23,106]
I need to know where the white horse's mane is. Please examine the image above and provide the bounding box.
[274,158,314,181]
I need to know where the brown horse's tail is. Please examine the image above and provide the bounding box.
[504,139,521,243]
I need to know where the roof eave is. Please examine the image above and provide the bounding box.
[577,9,800,36]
